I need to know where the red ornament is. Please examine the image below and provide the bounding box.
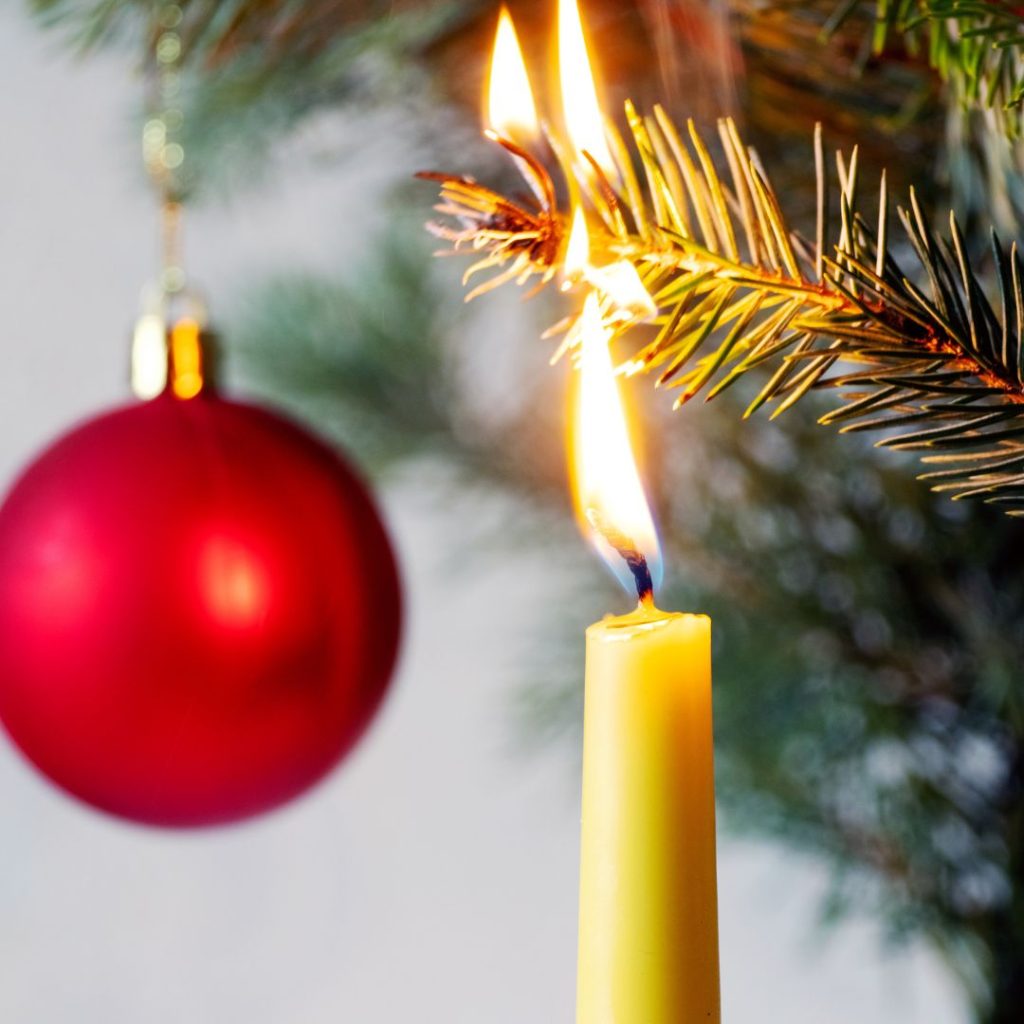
[0,393,401,827]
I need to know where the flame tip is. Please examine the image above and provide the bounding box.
[487,7,538,143]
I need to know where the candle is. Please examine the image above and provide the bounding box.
[578,607,718,1023]
[478,5,722,1019]
[569,252,720,1024]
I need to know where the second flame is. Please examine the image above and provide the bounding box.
[487,7,539,143]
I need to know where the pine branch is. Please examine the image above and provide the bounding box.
[421,109,1024,513]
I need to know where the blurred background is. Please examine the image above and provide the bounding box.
[4,0,1024,1020]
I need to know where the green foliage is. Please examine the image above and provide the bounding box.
[640,393,1024,1011]
[825,0,1024,136]
[26,0,1024,224]
[226,213,461,468]
[228,212,1024,1019]
[28,0,460,62]
[27,0,468,195]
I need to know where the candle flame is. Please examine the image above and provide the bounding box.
[569,296,662,603]
[558,0,616,180]
[486,7,539,144]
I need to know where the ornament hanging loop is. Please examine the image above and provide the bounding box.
[132,2,212,401]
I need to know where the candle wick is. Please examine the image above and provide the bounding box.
[586,508,654,607]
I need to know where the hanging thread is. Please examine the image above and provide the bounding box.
[132,2,206,400]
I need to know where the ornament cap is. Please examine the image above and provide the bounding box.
[131,313,221,401]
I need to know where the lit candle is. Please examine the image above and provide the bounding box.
[568,239,720,1024]
[480,7,722,1020]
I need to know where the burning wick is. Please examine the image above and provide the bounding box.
[585,508,654,608]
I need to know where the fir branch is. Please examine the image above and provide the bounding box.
[421,109,1024,514]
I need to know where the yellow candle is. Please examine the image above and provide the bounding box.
[473,9,723,1014]
[576,604,720,1024]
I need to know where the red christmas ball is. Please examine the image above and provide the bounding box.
[0,393,401,827]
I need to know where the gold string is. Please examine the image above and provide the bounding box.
[143,2,187,299]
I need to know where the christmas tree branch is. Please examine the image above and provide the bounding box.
[421,108,1024,513]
